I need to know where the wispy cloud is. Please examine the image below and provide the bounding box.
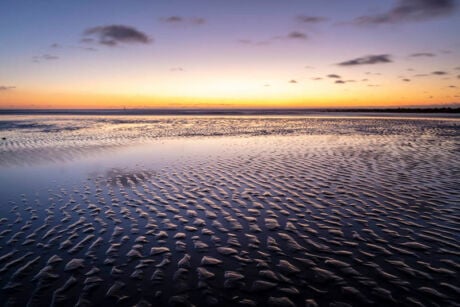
[237,39,270,46]
[296,15,328,24]
[239,31,307,46]
[327,74,341,78]
[409,52,436,57]
[286,31,308,40]
[338,54,392,66]
[83,25,151,46]
[335,80,346,84]
[0,86,15,91]
[353,0,456,25]
[160,16,206,26]
[32,54,59,63]
[432,71,448,75]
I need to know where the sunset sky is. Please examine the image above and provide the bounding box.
[1,0,459,109]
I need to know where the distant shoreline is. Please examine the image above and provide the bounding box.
[0,107,459,116]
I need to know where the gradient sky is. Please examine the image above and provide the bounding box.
[1,0,459,108]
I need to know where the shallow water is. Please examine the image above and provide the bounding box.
[0,115,459,306]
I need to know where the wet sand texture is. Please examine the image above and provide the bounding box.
[0,115,459,306]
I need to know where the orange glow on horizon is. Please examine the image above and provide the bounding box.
[0,88,454,110]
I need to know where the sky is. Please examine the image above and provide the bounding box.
[0,0,459,109]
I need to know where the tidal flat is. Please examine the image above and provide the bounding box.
[0,114,459,306]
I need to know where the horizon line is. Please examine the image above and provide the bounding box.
[1,106,459,116]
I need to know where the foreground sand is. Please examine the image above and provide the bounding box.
[0,115,459,306]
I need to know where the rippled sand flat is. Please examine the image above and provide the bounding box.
[0,115,459,306]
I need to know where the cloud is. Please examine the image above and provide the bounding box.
[338,54,392,66]
[353,0,456,25]
[80,38,94,44]
[287,31,308,40]
[0,86,15,91]
[32,54,59,62]
[296,15,327,24]
[432,71,448,75]
[80,47,97,52]
[327,74,341,78]
[458,75,460,79]
[170,67,185,72]
[83,25,151,46]
[237,39,270,46]
[242,31,307,45]
[335,80,346,84]
[402,78,411,82]
[409,52,436,57]
[289,79,298,83]
[161,16,206,25]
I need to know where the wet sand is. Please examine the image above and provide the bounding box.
[0,115,459,306]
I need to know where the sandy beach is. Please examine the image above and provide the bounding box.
[0,114,459,306]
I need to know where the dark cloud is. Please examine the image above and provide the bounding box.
[0,86,15,91]
[353,0,456,25]
[327,74,341,78]
[161,16,206,25]
[83,25,151,46]
[296,15,328,23]
[449,85,457,88]
[409,52,436,57]
[32,54,59,62]
[287,31,308,40]
[458,75,460,79]
[403,78,411,82]
[50,43,61,48]
[338,54,392,66]
[432,71,448,75]
[335,80,346,84]
[289,79,298,83]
